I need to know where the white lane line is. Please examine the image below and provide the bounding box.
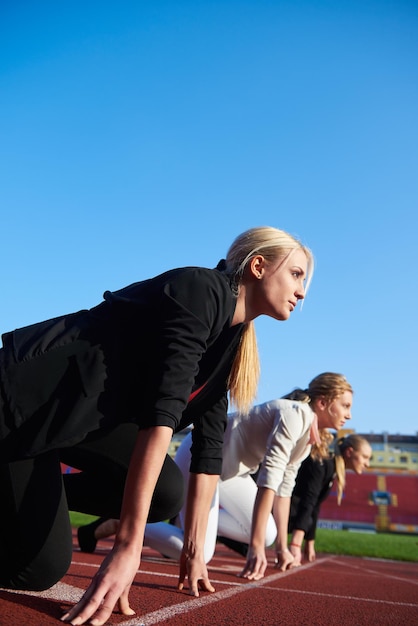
[4,554,416,626]
[331,557,418,586]
[260,586,418,608]
[120,559,332,625]
[1,558,324,624]
[1,582,83,604]
[120,554,418,625]
[67,559,267,586]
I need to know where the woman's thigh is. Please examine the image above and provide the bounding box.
[62,422,185,522]
[218,475,277,545]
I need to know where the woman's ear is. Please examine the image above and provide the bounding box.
[314,395,328,411]
[249,255,266,279]
[344,446,354,459]
[343,446,355,470]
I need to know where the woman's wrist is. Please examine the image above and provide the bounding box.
[290,542,302,549]
[183,535,205,559]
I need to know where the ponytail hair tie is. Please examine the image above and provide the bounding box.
[335,436,348,455]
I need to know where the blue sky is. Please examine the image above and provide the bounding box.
[1,0,417,435]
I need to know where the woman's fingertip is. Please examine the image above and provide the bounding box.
[122,607,136,616]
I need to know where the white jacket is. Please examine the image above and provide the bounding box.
[221,399,314,497]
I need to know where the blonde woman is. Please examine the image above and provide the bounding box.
[0,226,313,626]
[240,372,354,579]
[288,433,372,565]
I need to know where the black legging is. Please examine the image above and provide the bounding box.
[0,423,184,591]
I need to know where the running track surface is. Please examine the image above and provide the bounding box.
[1,531,417,625]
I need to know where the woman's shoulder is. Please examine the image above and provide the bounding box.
[108,266,232,300]
[263,398,314,417]
[245,398,312,427]
[164,266,233,293]
[265,399,315,435]
[102,267,235,314]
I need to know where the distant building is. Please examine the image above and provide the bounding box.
[338,430,418,472]
[363,433,418,472]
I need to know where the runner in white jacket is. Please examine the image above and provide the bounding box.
[144,372,353,577]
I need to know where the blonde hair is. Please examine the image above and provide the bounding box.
[283,372,353,461]
[305,372,353,404]
[334,434,370,505]
[225,227,314,413]
[311,428,334,462]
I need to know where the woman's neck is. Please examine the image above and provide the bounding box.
[231,286,252,325]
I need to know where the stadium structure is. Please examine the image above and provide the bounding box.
[319,431,418,535]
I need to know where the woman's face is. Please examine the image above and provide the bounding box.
[251,248,308,321]
[326,391,353,430]
[315,391,353,430]
[345,442,372,474]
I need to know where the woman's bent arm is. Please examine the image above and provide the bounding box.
[273,495,295,570]
[178,472,219,596]
[239,486,275,580]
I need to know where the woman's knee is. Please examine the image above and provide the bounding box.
[0,540,72,591]
[0,453,72,591]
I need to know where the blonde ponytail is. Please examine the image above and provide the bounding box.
[335,452,346,505]
[310,428,334,462]
[228,321,260,414]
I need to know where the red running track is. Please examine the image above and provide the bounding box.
[1,531,417,625]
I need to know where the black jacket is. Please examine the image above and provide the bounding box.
[289,455,336,540]
[0,266,243,473]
